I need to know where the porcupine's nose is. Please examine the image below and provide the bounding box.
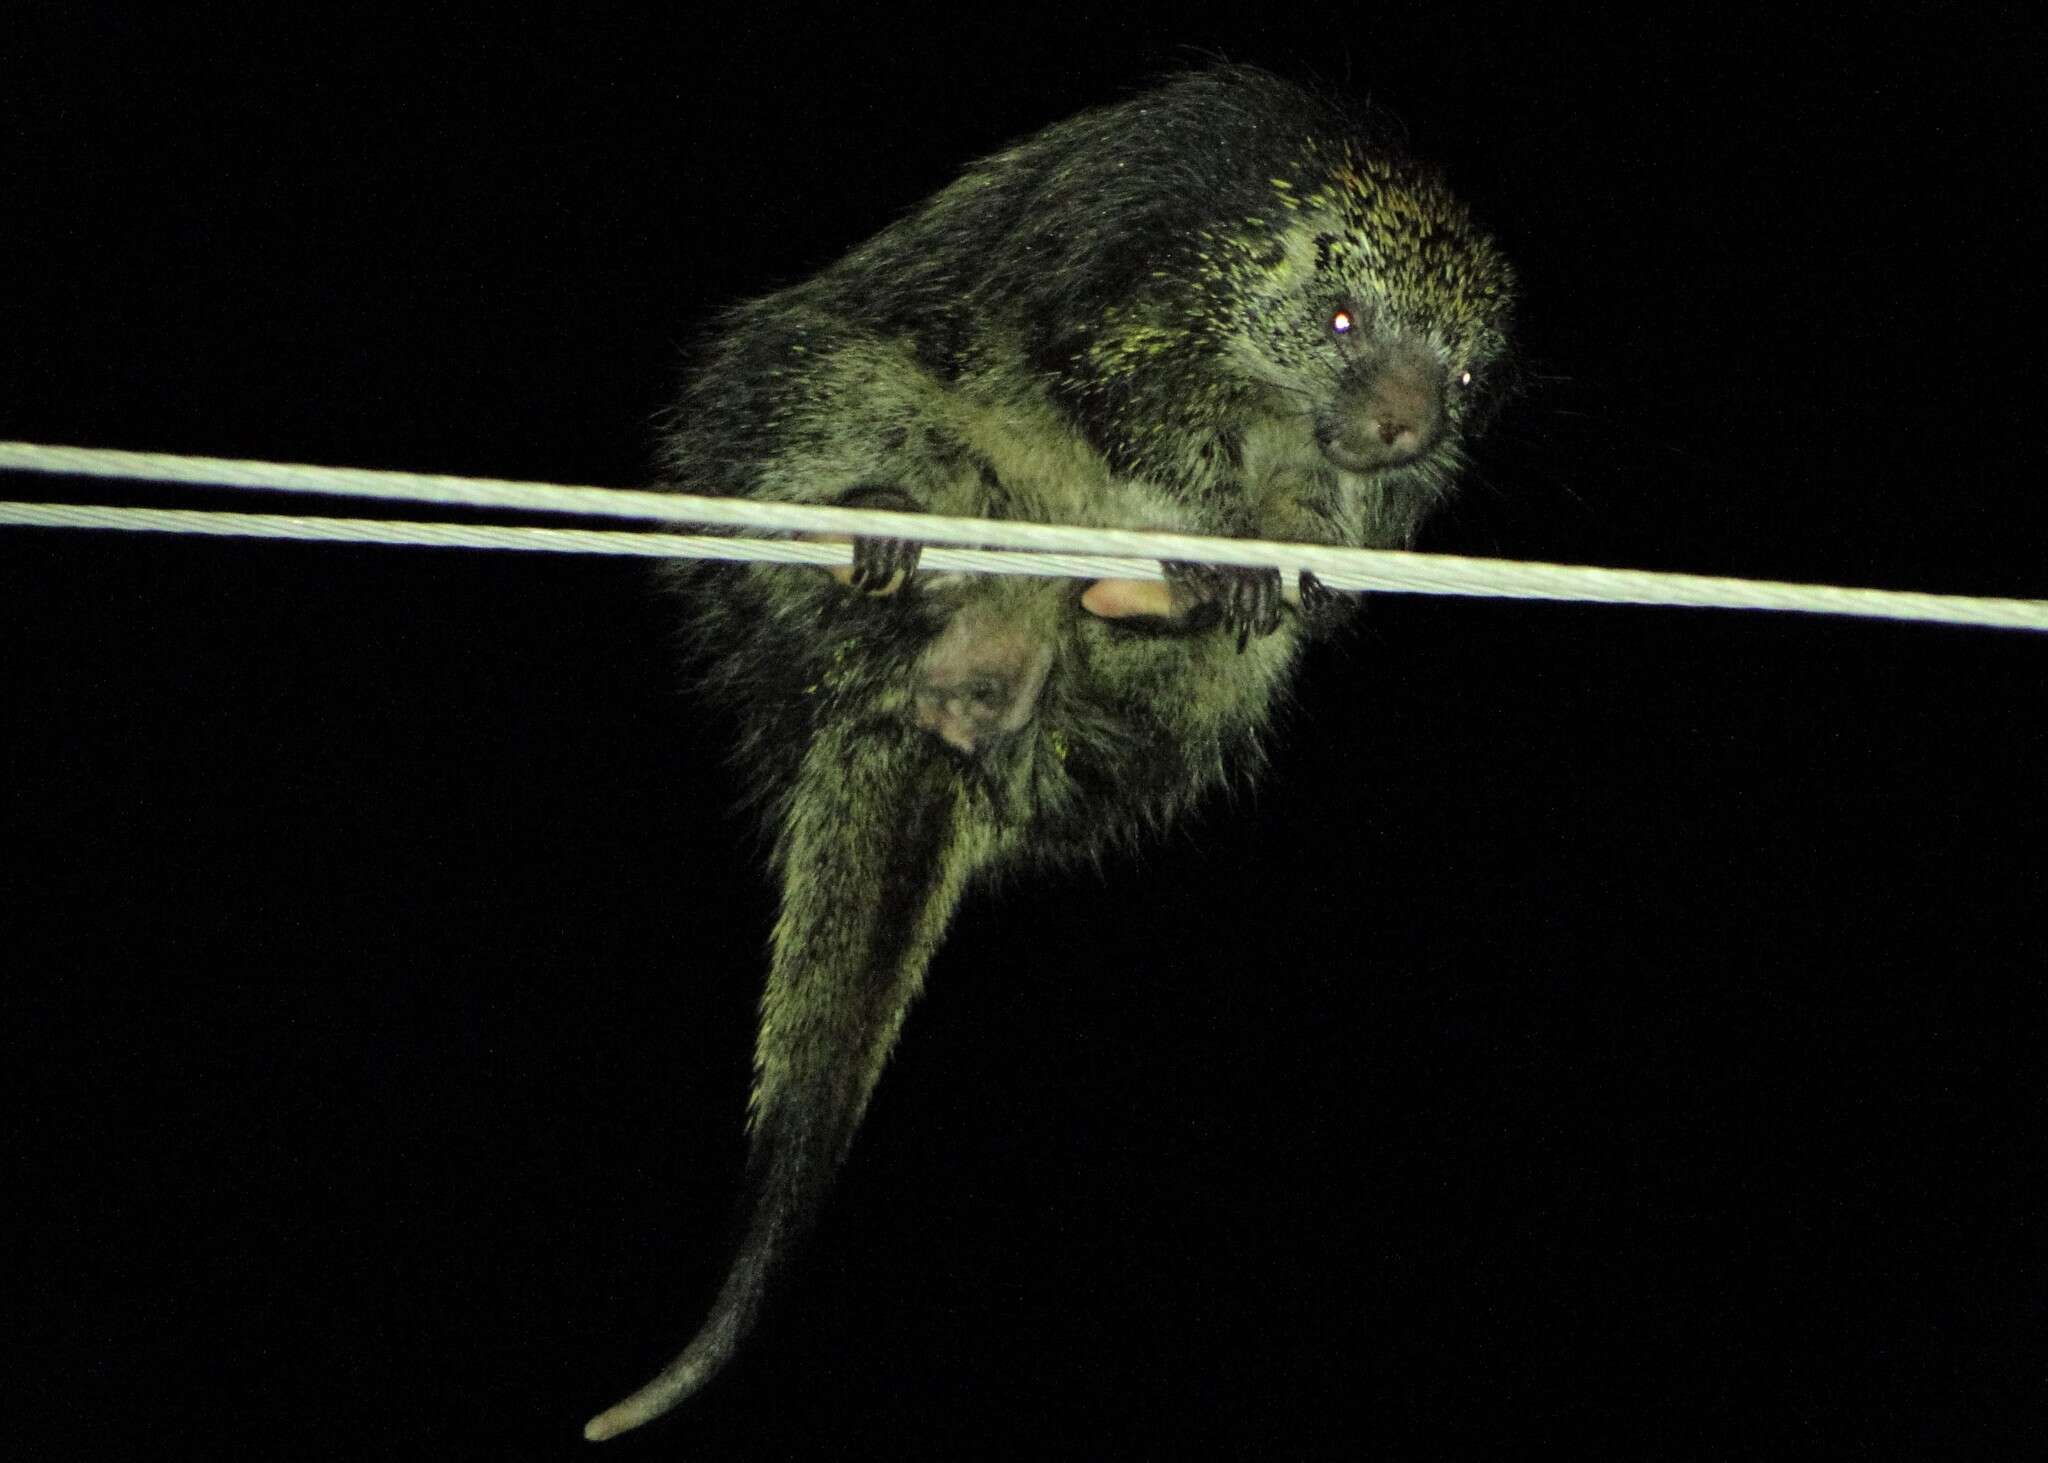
[1322,347,1443,473]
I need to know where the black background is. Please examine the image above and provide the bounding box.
[4,8,2042,1459]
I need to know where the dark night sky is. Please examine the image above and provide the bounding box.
[4,9,2042,1459]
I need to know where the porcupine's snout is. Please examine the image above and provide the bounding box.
[1318,343,1444,474]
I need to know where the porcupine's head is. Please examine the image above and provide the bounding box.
[1226,139,1514,456]
[1058,69,1516,540]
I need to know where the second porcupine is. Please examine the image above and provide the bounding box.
[585,65,1515,1441]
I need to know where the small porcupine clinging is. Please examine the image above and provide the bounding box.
[585,66,1513,1441]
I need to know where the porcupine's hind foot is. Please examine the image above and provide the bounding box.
[1163,561,1284,652]
[828,485,924,596]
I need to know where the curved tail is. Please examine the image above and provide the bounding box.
[585,721,1002,1442]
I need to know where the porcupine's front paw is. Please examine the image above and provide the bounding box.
[1163,561,1284,652]
[1295,571,1351,627]
[829,485,923,596]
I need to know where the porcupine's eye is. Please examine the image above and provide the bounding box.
[1328,308,1357,338]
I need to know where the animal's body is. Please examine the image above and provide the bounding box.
[585,66,1514,1440]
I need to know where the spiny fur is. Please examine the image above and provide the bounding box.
[588,65,1514,1441]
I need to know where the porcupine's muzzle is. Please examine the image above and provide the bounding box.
[1318,345,1444,475]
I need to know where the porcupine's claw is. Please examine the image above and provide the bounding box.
[837,485,923,596]
[1163,561,1284,652]
[1296,570,1349,626]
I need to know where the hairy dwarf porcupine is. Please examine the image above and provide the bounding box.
[585,66,1514,1440]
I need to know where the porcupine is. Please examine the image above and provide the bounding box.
[585,65,1515,1441]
